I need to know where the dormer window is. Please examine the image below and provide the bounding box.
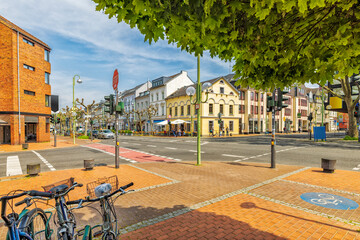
[229,92,234,95]
[219,80,224,84]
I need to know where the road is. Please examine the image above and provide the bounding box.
[0,132,359,178]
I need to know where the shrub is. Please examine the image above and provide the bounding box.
[343,135,358,140]
[78,135,89,139]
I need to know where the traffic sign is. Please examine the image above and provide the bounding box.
[195,104,200,110]
[113,69,119,90]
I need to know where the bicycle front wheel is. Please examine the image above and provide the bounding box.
[102,232,116,240]
[19,208,51,240]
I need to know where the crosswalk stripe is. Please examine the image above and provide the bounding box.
[6,156,23,176]
[32,150,56,171]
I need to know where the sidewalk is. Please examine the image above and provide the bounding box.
[1,160,360,239]
[0,135,100,153]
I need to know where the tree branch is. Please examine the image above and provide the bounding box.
[322,85,344,99]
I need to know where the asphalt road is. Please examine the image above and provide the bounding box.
[0,132,359,178]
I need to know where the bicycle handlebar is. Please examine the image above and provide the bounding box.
[67,182,133,205]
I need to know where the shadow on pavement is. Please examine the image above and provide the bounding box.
[73,204,287,239]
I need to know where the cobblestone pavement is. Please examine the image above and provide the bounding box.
[0,138,360,239]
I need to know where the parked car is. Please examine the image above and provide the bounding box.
[98,129,115,139]
[87,130,99,138]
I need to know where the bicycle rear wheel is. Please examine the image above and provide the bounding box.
[102,232,116,240]
[19,208,51,240]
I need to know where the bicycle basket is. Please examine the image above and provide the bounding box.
[42,177,74,192]
[86,175,119,199]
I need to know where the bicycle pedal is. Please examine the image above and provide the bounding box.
[93,231,103,237]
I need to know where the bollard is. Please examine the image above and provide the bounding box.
[27,164,40,176]
[22,143,29,149]
[321,158,336,173]
[84,159,95,170]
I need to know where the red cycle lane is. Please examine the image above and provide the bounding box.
[85,143,175,163]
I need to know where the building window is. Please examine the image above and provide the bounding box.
[240,91,245,100]
[229,121,234,131]
[261,93,264,101]
[45,95,50,107]
[162,106,165,115]
[239,105,245,114]
[261,106,264,114]
[181,106,184,116]
[195,106,198,115]
[151,94,153,101]
[169,107,172,116]
[187,105,191,115]
[209,104,213,114]
[220,104,224,114]
[251,105,254,114]
[229,92,234,96]
[255,93,258,101]
[23,38,34,46]
[220,87,224,94]
[156,93,159,101]
[187,123,191,131]
[162,91,165,99]
[301,99,307,107]
[251,92,254,101]
[285,108,291,116]
[44,72,50,84]
[255,106,258,114]
[44,49,50,62]
[175,107,178,116]
[229,105,233,115]
[146,101,148,107]
[219,80,224,84]
[23,64,35,71]
[24,90,35,96]
[137,103,140,109]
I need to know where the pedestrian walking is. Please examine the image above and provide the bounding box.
[226,127,229,136]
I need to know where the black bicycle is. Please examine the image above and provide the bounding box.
[67,176,134,240]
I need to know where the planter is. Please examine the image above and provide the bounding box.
[321,158,336,173]
[27,164,40,176]
[84,159,95,170]
[22,143,29,149]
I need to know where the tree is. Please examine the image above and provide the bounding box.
[93,0,360,136]
[76,98,100,137]
[133,109,147,134]
[123,109,132,131]
[146,105,157,135]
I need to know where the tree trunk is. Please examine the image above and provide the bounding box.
[347,105,358,137]
[342,76,359,138]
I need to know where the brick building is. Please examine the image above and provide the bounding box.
[0,16,51,145]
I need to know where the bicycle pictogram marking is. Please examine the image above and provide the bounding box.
[300,192,359,210]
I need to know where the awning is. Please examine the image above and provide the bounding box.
[153,120,165,123]
[25,116,39,123]
[171,119,190,124]
[0,116,10,125]
[156,120,169,125]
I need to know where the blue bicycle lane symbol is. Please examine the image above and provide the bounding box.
[301,192,359,210]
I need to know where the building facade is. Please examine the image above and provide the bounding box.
[0,16,52,145]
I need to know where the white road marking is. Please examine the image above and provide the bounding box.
[222,154,245,158]
[132,143,141,146]
[233,146,306,162]
[147,145,157,147]
[6,156,23,176]
[32,150,56,171]
[165,147,177,150]
[353,164,360,171]
[121,142,128,144]
[188,150,205,153]
[201,142,209,146]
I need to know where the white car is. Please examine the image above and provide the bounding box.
[98,130,115,139]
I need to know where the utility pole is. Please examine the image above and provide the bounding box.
[115,91,119,168]
[271,89,276,168]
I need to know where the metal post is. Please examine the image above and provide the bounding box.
[115,90,119,168]
[54,113,57,147]
[321,88,324,127]
[271,89,276,168]
[72,76,76,145]
[196,54,201,166]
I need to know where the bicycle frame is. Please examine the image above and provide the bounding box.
[99,197,117,236]
[55,195,76,237]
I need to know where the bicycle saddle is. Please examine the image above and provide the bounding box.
[48,184,69,194]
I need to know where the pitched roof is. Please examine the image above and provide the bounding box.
[150,71,183,89]
[0,15,51,50]
[121,81,148,96]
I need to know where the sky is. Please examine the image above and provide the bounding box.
[0,0,233,109]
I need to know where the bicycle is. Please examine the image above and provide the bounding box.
[41,177,83,240]
[67,176,134,240]
[1,189,54,240]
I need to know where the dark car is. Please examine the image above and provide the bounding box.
[87,130,99,138]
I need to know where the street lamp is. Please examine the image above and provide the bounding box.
[72,74,82,144]
[186,74,212,166]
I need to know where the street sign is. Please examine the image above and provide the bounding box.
[301,192,358,210]
[113,69,119,90]
[168,115,171,118]
[195,104,200,110]
[297,113,301,118]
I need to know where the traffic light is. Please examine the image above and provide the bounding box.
[50,114,54,123]
[104,94,114,115]
[116,101,124,115]
[355,103,359,118]
[277,88,289,110]
[308,113,313,122]
[267,96,274,112]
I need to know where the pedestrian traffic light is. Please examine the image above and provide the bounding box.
[50,114,54,123]
[267,96,274,112]
[56,117,60,124]
[104,94,114,115]
[355,103,359,118]
[308,113,313,122]
[277,89,289,110]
